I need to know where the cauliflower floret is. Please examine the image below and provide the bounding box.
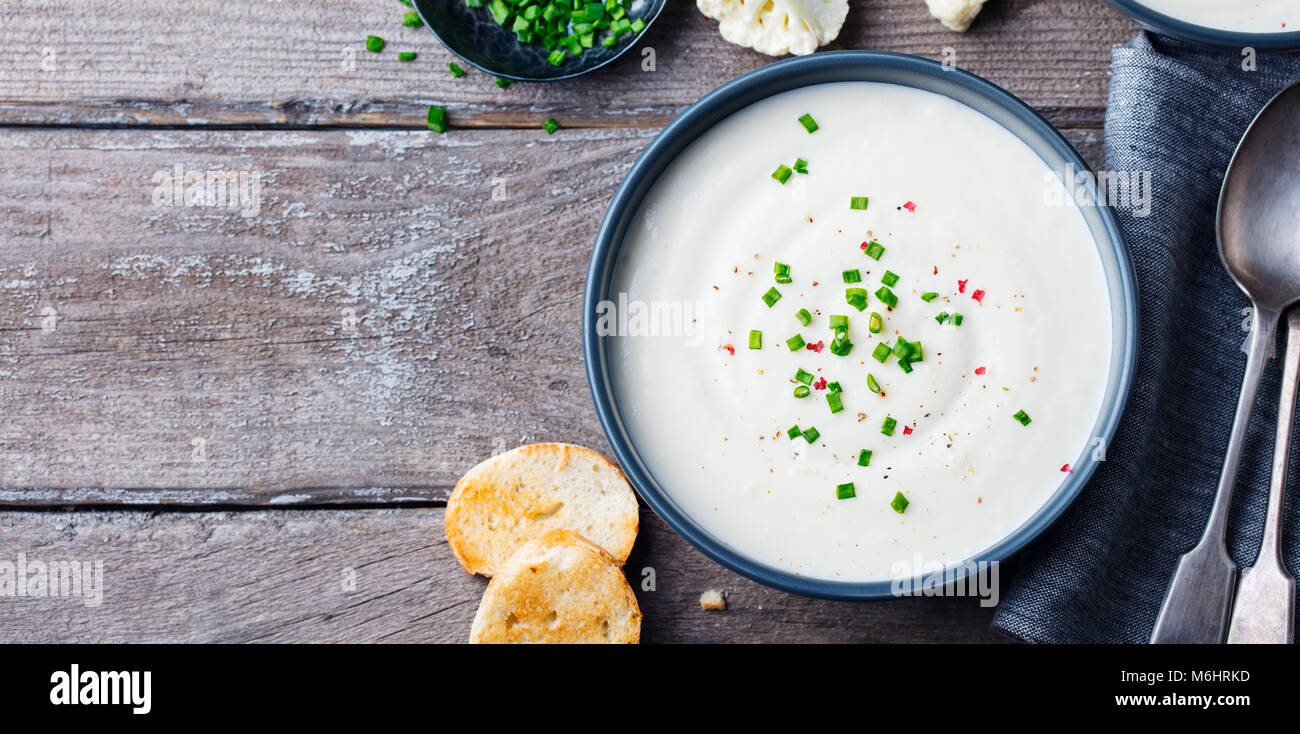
[925,0,989,32]
[697,0,849,57]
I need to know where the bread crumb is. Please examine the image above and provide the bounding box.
[699,589,727,611]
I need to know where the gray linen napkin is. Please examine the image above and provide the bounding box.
[991,32,1300,643]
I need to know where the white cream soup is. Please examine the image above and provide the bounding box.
[1135,0,1294,33]
[608,82,1112,582]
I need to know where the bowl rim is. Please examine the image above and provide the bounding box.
[583,51,1139,601]
[1105,0,1300,50]
[411,0,667,82]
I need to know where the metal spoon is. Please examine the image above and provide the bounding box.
[1151,81,1300,644]
[1227,306,1299,644]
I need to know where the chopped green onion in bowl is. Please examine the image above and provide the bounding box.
[466,0,648,69]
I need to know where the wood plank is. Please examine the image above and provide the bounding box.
[0,127,1102,505]
[0,0,1135,128]
[0,507,1006,642]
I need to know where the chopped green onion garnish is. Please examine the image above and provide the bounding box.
[495,76,514,88]
[863,241,885,260]
[426,105,447,133]
[829,333,853,356]
[881,416,897,436]
[849,196,869,211]
[793,157,809,174]
[867,374,881,393]
[875,286,898,309]
[827,392,844,414]
[1014,409,1032,426]
[774,262,792,284]
[787,334,806,351]
[796,308,812,326]
[788,425,802,439]
[827,381,842,394]
[762,287,782,307]
[748,330,762,350]
[403,11,423,27]
[398,51,418,61]
[842,269,862,284]
[892,338,913,360]
[881,270,900,287]
[871,343,892,363]
[836,482,856,500]
[857,449,872,467]
[890,491,910,514]
[829,314,848,333]
[894,337,925,361]
[772,164,793,184]
[935,311,949,324]
[802,426,820,444]
[920,292,939,302]
[543,117,560,135]
[366,35,385,53]
[449,62,467,78]
[869,312,883,334]
[794,385,811,398]
[798,113,819,133]
[898,359,913,374]
[845,288,869,312]
[795,368,814,385]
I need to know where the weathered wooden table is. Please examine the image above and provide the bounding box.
[0,0,1135,642]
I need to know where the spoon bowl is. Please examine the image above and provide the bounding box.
[1218,82,1300,312]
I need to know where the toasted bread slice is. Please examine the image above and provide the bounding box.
[445,443,638,576]
[469,529,641,644]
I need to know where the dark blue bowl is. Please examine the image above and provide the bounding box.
[1106,0,1300,50]
[584,51,1139,600]
[412,0,665,82]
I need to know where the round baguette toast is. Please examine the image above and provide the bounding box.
[469,529,641,644]
[445,443,638,577]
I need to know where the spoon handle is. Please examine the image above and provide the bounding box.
[1228,308,1299,644]
[1151,305,1279,643]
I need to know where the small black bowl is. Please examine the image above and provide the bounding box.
[412,0,666,82]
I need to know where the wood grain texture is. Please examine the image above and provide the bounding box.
[0,0,1137,128]
[0,507,1007,643]
[0,127,1102,505]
